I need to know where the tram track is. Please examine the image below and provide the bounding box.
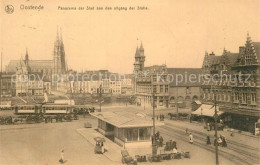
[163,121,259,154]
[165,121,259,151]
[158,124,259,165]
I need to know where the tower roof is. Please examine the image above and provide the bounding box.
[139,42,144,51]
[135,47,140,57]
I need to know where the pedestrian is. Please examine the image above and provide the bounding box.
[207,123,210,131]
[157,115,158,120]
[159,136,164,147]
[189,133,193,144]
[217,136,222,146]
[173,147,178,154]
[230,129,234,137]
[185,128,188,134]
[222,136,227,147]
[59,150,64,164]
[206,134,211,145]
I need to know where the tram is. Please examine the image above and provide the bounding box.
[42,104,72,114]
[14,104,42,114]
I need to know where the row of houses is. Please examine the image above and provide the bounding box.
[201,33,260,132]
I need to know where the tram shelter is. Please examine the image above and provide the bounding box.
[91,111,163,149]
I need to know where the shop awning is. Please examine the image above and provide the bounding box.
[191,104,224,117]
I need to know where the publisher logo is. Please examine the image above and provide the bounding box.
[5,5,14,14]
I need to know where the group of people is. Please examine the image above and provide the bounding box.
[152,131,164,147]
[157,114,165,121]
[214,134,227,147]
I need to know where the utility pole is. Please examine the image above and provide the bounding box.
[152,90,157,156]
[0,50,2,105]
[99,85,102,112]
[214,94,219,165]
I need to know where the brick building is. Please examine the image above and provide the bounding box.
[133,43,202,109]
[201,33,260,132]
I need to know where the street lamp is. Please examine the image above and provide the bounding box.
[213,93,219,165]
[99,85,102,112]
[152,90,157,156]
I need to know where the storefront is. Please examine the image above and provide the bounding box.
[91,111,163,148]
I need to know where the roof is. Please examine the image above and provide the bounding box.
[167,68,202,87]
[225,52,239,65]
[208,55,221,65]
[6,60,53,72]
[191,104,224,117]
[91,111,164,128]
[28,60,53,68]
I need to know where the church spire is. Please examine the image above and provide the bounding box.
[135,46,140,57]
[247,32,251,42]
[25,48,29,65]
[56,26,59,41]
[60,27,63,43]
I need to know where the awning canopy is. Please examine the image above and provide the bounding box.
[191,104,224,117]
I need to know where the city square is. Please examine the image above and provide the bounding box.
[1,0,260,164]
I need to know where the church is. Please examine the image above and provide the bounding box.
[5,29,67,79]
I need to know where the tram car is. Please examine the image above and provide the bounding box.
[42,104,72,115]
[14,104,42,115]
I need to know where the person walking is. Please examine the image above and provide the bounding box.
[222,136,227,147]
[206,134,211,145]
[185,128,189,134]
[59,150,65,164]
[207,123,210,131]
[189,133,193,144]
[217,136,222,146]
[159,136,164,147]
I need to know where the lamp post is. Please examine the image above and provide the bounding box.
[99,85,102,112]
[0,51,2,105]
[152,91,157,156]
[214,93,219,165]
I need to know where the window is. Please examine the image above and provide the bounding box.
[251,93,256,104]
[160,85,163,93]
[222,94,225,101]
[165,85,168,93]
[242,93,247,104]
[153,85,157,93]
[139,128,150,140]
[234,92,239,102]
[125,128,138,141]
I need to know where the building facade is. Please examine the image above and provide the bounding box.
[201,33,260,133]
[133,43,202,109]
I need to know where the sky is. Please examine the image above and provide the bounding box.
[0,0,260,73]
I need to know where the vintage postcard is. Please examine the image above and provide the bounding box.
[0,0,259,165]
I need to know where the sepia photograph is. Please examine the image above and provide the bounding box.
[0,0,259,164]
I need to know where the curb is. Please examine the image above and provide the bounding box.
[76,129,121,163]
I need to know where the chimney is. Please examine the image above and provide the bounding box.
[209,51,215,56]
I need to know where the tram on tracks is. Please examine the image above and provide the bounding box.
[0,104,96,125]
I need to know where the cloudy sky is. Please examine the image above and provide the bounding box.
[0,0,259,73]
